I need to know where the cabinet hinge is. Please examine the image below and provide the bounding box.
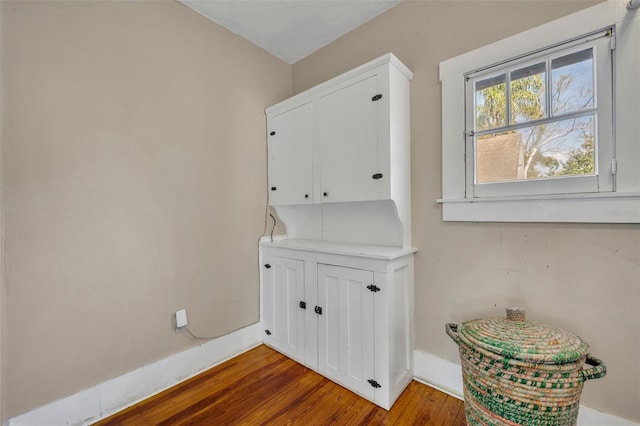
[366,284,381,292]
[610,34,616,51]
[368,379,381,389]
[611,158,618,175]
[265,329,271,336]
[314,306,323,315]
[464,130,475,137]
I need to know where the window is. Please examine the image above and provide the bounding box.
[465,29,614,198]
[438,1,640,223]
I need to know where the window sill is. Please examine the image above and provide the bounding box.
[437,192,640,223]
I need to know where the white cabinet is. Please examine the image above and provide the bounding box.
[259,239,415,410]
[261,54,415,410]
[267,102,313,206]
[317,264,375,400]
[261,255,305,363]
[316,75,381,203]
[266,53,412,207]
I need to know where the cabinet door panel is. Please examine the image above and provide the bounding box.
[317,264,375,400]
[317,76,380,203]
[261,256,305,362]
[268,103,313,206]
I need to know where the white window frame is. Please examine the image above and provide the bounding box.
[439,0,640,223]
[465,31,613,198]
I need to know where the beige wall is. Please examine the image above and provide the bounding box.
[293,1,639,422]
[1,0,290,418]
[0,0,5,421]
[2,0,639,422]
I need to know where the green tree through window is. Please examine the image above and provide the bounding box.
[474,48,596,182]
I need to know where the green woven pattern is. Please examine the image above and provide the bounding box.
[464,387,579,426]
[459,342,582,425]
[446,321,606,426]
[460,317,589,364]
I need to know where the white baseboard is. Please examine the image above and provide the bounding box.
[7,336,636,426]
[413,349,464,399]
[413,349,638,426]
[6,322,262,426]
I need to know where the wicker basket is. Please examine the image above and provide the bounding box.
[446,308,606,426]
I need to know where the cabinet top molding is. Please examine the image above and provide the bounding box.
[265,53,413,116]
[260,238,417,260]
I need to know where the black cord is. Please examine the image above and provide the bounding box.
[258,129,273,248]
[184,325,246,341]
[269,213,276,242]
[184,326,216,341]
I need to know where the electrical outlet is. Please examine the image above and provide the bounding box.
[175,309,188,329]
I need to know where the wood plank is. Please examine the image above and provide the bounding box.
[94,345,465,426]
[454,402,469,426]
[96,345,285,425]
[433,393,465,426]
[165,359,313,425]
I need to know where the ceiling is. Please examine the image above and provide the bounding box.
[179,0,402,64]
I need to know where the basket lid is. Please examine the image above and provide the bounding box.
[458,308,589,364]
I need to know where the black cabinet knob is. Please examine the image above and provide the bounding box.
[304,194,309,198]
[323,192,328,197]
[270,131,276,136]
[271,187,277,191]
[264,264,271,269]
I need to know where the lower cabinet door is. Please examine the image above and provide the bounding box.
[317,264,376,400]
[262,256,305,362]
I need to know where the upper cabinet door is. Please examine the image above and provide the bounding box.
[268,102,313,206]
[316,76,381,203]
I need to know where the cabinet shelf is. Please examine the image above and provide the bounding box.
[260,239,416,261]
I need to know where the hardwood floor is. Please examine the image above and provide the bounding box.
[94,344,466,425]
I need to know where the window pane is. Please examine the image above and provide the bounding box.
[476,131,525,183]
[551,48,594,115]
[476,115,595,183]
[475,74,506,131]
[510,62,546,124]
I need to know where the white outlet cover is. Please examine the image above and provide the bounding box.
[175,309,188,328]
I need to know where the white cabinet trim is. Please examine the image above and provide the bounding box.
[266,53,412,116]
